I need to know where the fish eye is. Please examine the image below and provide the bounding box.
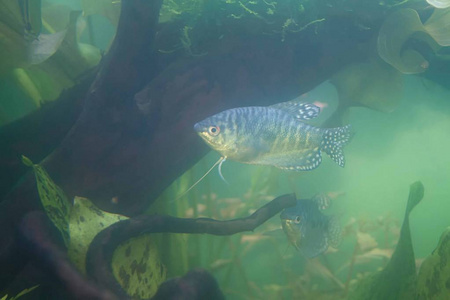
[294,216,301,224]
[208,126,220,136]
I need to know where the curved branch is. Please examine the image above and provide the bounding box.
[86,194,296,298]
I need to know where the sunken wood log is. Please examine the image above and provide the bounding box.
[86,194,297,298]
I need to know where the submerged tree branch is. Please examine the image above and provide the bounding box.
[86,194,296,298]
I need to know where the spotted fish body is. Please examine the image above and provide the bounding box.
[280,195,341,258]
[194,100,351,171]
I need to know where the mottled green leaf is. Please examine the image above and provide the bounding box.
[68,196,128,274]
[23,156,71,246]
[67,197,167,298]
[417,227,450,300]
[112,235,167,299]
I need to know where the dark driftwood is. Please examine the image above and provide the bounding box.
[86,194,296,298]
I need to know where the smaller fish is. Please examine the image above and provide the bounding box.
[280,194,341,258]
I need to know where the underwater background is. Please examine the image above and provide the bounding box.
[1,0,450,299]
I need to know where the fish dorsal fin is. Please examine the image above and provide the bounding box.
[270,101,321,120]
[311,193,331,210]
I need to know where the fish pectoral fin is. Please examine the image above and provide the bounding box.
[255,150,322,171]
[299,228,329,258]
[270,101,321,120]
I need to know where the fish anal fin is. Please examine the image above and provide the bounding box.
[255,150,322,171]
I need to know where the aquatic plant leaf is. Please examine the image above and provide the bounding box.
[377,9,430,74]
[406,181,424,214]
[348,181,424,300]
[9,285,40,300]
[67,196,128,274]
[427,0,450,8]
[27,30,67,64]
[424,8,450,46]
[0,284,39,300]
[81,0,121,27]
[41,3,72,32]
[20,10,100,103]
[19,0,42,38]
[22,155,71,246]
[112,235,167,299]
[330,60,403,113]
[11,68,42,107]
[416,227,450,299]
[0,1,30,73]
[43,10,101,79]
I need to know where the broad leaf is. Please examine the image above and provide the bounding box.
[22,155,71,246]
[416,227,450,299]
[67,196,128,274]
[112,235,167,299]
[348,182,424,300]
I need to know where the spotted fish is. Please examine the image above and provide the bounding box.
[194,100,352,171]
[280,194,341,258]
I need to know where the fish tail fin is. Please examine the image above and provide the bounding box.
[321,124,352,167]
[327,216,342,248]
